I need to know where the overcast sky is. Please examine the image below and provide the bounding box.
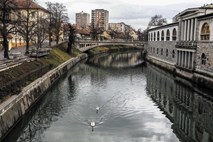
[37,0,212,30]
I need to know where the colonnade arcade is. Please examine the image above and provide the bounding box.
[177,50,195,70]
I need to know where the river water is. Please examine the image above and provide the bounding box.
[3,51,213,142]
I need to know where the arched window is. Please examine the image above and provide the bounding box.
[149,33,151,41]
[151,33,153,41]
[161,48,163,55]
[201,23,210,40]
[154,32,156,41]
[166,49,168,57]
[201,53,207,65]
[157,31,160,41]
[172,28,177,41]
[172,50,175,58]
[166,30,170,41]
[161,30,164,41]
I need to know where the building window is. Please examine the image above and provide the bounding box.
[157,48,159,54]
[31,11,36,18]
[154,32,156,41]
[172,50,175,58]
[166,29,170,41]
[153,47,155,53]
[157,31,160,41]
[161,30,164,41]
[166,49,168,57]
[161,48,163,55]
[200,23,210,40]
[151,33,153,41]
[172,28,177,41]
[201,53,207,65]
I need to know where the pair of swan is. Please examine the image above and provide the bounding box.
[89,106,101,131]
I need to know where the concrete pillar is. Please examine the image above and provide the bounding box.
[187,20,190,41]
[190,19,194,40]
[184,21,187,40]
[194,18,197,40]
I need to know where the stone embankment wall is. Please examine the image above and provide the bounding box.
[146,51,213,89]
[0,54,87,140]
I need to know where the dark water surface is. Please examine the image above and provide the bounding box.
[3,51,213,142]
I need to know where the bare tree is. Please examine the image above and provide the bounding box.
[46,2,68,45]
[0,0,17,59]
[90,16,103,40]
[148,15,167,27]
[31,14,49,59]
[67,24,75,54]
[16,0,39,54]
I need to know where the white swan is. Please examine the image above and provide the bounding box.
[96,106,100,113]
[90,121,96,131]
[90,121,96,127]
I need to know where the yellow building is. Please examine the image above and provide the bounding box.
[9,0,50,49]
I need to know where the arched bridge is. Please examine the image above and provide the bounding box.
[75,40,146,52]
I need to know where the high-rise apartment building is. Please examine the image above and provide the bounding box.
[76,11,90,29]
[91,9,109,31]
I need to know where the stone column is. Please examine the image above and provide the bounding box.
[184,21,187,40]
[182,51,185,67]
[181,21,184,40]
[194,18,197,40]
[187,20,190,41]
[179,51,181,66]
[180,51,182,66]
[181,51,184,67]
[188,52,192,69]
[190,19,194,41]
[192,52,195,70]
[177,51,180,65]
[185,51,188,68]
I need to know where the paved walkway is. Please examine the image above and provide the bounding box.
[0,41,62,72]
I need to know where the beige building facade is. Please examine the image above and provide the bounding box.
[76,11,90,29]
[91,9,109,31]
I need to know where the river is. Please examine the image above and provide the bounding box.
[3,51,213,142]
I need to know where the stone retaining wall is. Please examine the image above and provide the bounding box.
[0,53,87,140]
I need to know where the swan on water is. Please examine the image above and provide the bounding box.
[96,106,100,113]
[90,121,96,127]
[90,121,96,132]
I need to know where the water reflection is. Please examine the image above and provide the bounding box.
[146,64,213,142]
[3,52,213,142]
[87,51,144,68]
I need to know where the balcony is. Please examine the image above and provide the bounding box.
[175,41,197,49]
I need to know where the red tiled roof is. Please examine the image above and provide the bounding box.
[14,0,50,13]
